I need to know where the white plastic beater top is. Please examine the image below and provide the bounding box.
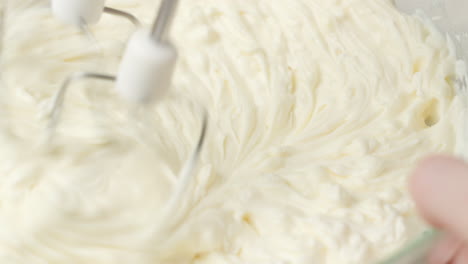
[51,0,106,26]
[115,0,179,104]
[116,29,177,104]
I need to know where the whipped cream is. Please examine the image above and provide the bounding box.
[0,0,465,263]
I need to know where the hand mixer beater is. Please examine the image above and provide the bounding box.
[49,0,183,132]
[51,0,141,32]
[47,0,208,240]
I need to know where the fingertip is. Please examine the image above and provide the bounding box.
[427,235,462,264]
[409,156,468,240]
[453,246,468,264]
[410,156,454,224]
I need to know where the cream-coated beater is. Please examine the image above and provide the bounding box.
[51,0,141,28]
[49,0,182,133]
[47,0,207,240]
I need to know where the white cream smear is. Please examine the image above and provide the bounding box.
[0,0,465,263]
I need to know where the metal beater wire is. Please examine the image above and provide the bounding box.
[151,0,179,42]
[103,7,142,27]
[48,72,116,140]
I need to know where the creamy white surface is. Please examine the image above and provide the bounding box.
[0,0,465,263]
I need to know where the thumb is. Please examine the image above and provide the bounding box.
[409,156,468,241]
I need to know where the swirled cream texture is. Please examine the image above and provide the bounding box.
[0,0,465,263]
